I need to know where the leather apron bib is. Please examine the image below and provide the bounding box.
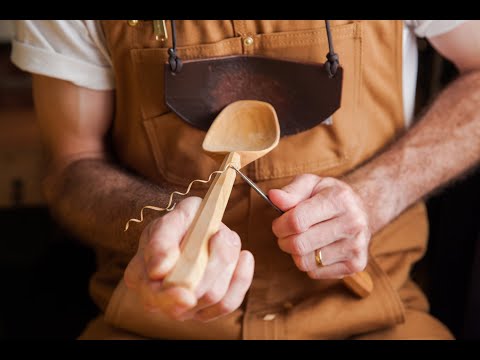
[92,20,430,339]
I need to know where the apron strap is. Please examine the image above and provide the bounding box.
[324,20,340,78]
[167,20,340,77]
[168,20,183,73]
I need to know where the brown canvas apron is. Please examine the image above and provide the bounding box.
[84,20,447,339]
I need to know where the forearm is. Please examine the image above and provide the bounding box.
[345,70,480,234]
[44,158,172,255]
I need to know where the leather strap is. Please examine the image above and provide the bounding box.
[168,20,182,73]
[325,20,339,77]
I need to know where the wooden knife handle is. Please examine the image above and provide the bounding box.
[342,270,374,298]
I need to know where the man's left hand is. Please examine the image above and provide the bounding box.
[269,174,371,280]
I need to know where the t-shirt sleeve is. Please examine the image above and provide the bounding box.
[10,20,114,90]
[405,20,469,38]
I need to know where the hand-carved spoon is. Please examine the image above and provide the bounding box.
[163,100,280,290]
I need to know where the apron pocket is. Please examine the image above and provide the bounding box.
[252,21,363,180]
[143,113,220,186]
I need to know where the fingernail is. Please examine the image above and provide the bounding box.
[177,312,194,322]
[193,310,215,323]
[192,313,205,321]
[148,253,177,278]
[226,232,241,247]
[170,305,188,318]
[174,290,197,309]
[147,257,163,278]
[161,253,177,271]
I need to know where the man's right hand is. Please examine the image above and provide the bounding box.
[124,197,254,322]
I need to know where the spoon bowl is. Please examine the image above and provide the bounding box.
[203,100,280,168]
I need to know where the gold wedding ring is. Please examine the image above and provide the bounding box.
[314,248,324,267]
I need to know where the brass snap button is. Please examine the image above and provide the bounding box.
[128,20,139,27]
[244,36,254,46]
[262,313,277,321]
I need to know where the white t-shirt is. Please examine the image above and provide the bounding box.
[11,20,468,126]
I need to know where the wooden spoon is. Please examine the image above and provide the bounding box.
[163,100,280,290]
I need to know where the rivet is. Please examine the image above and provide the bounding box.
[244,36,254,46]
[128,20,139,27]
[263,313,277,321]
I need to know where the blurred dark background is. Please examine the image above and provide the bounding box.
[0,21,98,339]
[0,21,479,339]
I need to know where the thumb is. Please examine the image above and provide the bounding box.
[268,174,320,212]
[144,196,202,279]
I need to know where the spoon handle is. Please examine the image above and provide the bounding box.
[163,152,240,291]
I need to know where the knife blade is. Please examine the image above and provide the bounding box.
[231,166,284,214]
